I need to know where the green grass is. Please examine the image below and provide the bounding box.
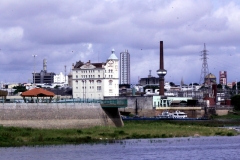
[212,112,240,120]
[0,120,239,147]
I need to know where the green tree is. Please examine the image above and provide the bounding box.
[13,85,27,95]
[232,82,240,90]
[189,83,199,86]
[217,84,222,89]
[231,95,240,110]
[54,85,61,89]
[169,82,175,86]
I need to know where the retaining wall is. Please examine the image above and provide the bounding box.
[0,103,123,129]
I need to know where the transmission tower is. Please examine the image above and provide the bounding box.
[199,43,209,85]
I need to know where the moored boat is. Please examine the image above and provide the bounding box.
[172,110,188,118]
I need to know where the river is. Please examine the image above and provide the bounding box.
[0,136,239,160]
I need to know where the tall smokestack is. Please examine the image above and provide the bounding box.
[157,41,167,96]
[160,41,164,70]
[159,41,165,96]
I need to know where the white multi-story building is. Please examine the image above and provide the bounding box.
[120,50,130,84]
[72,49,119,99]
[54,72,68,84]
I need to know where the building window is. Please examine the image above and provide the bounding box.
[97,86,101,91]
[109,80,113,85]
[98,75,100,78]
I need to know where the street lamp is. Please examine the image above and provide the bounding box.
[32,55,37,87]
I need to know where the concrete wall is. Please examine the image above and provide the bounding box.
[105,96,153,109]
[105,96,203,118]
[0,103,124,129]
[105,96,154,117]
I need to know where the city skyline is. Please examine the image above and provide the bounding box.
[1,0,240,84]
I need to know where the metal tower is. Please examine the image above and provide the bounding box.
[199,43,209,85]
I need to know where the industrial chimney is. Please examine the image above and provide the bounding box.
[157,41,167,96]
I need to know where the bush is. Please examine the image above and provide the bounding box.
[231,95,240,110]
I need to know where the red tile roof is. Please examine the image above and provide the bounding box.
[21,88,55,97]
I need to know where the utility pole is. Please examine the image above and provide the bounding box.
[64,65,67,84]
[32,55,37,87]
[236,80,238,95]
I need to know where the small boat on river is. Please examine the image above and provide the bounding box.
[157,110,188,119]
[172,110,188,118]
[156,110,173,118]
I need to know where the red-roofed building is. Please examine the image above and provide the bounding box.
[21,88,55,103]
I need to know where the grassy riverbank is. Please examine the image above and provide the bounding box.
[1,120,239,147]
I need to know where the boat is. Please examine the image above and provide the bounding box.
[172,110,188,119]
[156,110,173,118]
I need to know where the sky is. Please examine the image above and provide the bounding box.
[1,0,240,85]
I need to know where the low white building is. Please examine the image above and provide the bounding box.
[72,49,119,99]
[54,72,68,84]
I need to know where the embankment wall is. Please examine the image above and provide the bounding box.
[0,103,123,129]
[105,96,233,118]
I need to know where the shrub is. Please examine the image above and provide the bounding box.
[231,95,240,110]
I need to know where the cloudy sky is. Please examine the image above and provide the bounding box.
[1,0,240,85]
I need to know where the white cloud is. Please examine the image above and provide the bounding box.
[0,0,240,84]
[0,27,24,45]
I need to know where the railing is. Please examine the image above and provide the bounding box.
[0,98,128,108]
[100,99,128,108]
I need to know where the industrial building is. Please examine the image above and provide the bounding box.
[139,70,160,86]
[33,59,56,84]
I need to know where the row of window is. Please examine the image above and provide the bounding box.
[76,86,102,90]
[75,69,114,74]
[75,87,113,93]
[75,75,114,78]
[76,70,100,73]
[75,80,113,85]
[76,75,101,78]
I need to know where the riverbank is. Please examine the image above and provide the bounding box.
[1,120,240,147]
